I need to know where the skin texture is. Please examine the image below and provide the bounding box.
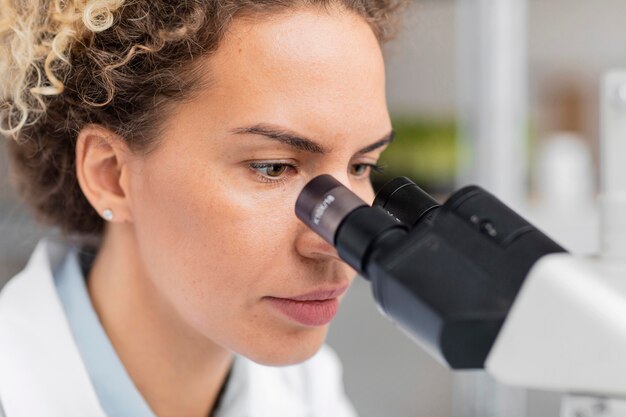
[75,6,392,417]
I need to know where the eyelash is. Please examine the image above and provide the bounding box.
[248,161,386,185]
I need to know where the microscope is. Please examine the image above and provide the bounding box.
[295,72,626,401]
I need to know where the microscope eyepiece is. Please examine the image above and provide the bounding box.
[295,175,368,245]
[295,175,408,271]
[374,176,441,227]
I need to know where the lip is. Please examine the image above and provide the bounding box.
[266,286,348,327]
[285,286,349,301]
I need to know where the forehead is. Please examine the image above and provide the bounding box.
[219,8,381,78]
[196,7,390,141]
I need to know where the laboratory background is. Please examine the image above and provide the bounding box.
[1,0,624,416]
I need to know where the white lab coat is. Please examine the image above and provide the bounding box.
[0,239,357,417]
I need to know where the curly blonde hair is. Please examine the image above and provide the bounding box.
[0,0,407,236]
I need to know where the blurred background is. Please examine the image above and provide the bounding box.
[2,0,625,416]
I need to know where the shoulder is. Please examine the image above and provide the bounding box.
[0,239,106,417]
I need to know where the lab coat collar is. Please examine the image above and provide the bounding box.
[217,355,311,417]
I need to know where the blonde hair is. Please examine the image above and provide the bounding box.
[0,0,125,139]
[0,0,407,236]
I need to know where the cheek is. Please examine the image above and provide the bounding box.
[125,147,358,364]
[127,154,302,321]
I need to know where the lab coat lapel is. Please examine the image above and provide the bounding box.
[248,359,311,417]
[0,239,107,417]
[216,356,310,417]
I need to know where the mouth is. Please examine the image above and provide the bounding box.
[265,286,348,327]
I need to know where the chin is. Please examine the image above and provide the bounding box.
[242,325,329,367]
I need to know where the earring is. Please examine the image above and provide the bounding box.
[102,208,114,221]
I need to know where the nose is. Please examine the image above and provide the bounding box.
[295,226,342,261]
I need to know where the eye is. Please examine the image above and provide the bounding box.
[260,163,288,177]
[249,162,296,183]
[350,163,385,177]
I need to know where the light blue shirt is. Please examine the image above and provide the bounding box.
[53,247,156,417]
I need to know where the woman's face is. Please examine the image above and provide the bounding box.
[125,7,392,365]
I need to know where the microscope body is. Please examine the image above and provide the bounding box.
[296,174,626,397]
[293,71,626,406]
[338,184,564,369]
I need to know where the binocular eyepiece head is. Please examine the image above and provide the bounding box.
[296,174,436,272]
[295,174,441,246]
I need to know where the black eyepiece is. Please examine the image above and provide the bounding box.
[295,175,368,245]
[374,177,441,227]
[296,175,409,272]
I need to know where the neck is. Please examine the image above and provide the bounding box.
[87,224,233,417]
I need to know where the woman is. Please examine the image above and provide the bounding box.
[0,0,406,416]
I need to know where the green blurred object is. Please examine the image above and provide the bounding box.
[372,117,457,193]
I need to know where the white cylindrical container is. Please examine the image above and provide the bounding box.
[600,72,626,260]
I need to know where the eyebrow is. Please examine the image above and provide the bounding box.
[230,124,395,155]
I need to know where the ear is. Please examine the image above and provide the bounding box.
[75,124,133,223]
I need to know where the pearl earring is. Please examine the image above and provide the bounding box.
[102,208,114,221]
